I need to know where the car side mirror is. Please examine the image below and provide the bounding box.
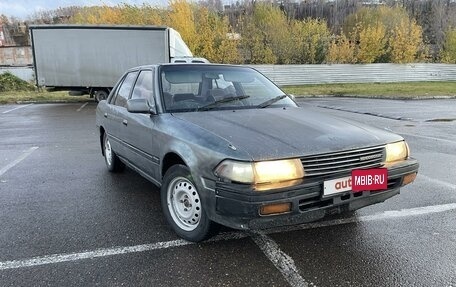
[127,99,156,114]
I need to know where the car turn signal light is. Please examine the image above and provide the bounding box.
[402,172,417,186]
[260,202,292,216]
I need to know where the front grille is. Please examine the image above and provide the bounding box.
[301,145,385,178]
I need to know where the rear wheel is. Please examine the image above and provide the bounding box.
[161,165,219,242]
[103,133,124,172]
[95,90,109,102]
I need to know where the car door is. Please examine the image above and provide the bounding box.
[106,70,139,159]
[122,69,161,183]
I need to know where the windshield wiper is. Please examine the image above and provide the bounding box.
[257,94,287,108]
[199,95,250,111]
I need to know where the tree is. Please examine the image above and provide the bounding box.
[389,18,425,63]
[326,33,356,64]
[166,0,198,52]
[71,4,165,26]
[440,27,456,63]
[238,3,290,64]
[239,16,277,64]
[342,6,426,63]
[290,18,331,64]
[193,7,241,63]
[356,23,387,63]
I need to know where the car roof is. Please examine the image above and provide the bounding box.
[126,63,248,72]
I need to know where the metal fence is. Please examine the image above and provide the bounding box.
[0,66,34,82]
[1,63,456,86]
[251,63,456,85]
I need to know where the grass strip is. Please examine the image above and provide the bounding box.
[0,91,92,104]
[1,81,456,104]
[282,81,456,98]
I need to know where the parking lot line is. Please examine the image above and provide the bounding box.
[2,104,33,114]
[0,230,247,271]
[252,231,308,287]
[0,147,39,177]
[76,102,89,112]
[1,203,455,273]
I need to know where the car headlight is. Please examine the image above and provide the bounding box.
[214,159,304,185]
[385,141,409,163]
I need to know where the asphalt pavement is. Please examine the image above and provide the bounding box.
[0,98,455,286]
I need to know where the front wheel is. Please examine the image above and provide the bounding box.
[161,165,219,242]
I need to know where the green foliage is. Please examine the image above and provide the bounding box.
[291,18,331,64]
[193,8,241,63]
[238,3,284,64]
[238,4,330,64]
[440,28,456,63]
[356,23,387,63]
[72,4,165,25]
[167,0,197,52]
[389,18,425,63]
[336,6,426,64]
[66,1,433,64]
[0,72,35,92]
[326,33,356,64]
[283,81,456,97]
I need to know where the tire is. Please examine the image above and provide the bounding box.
[95,90,109,102]
[161,165,219,242]
[103,133,125,172]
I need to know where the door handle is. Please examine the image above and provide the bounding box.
[104,113,108,118]
[122,119,128,126]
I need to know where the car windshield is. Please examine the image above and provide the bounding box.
[160,65,297,113]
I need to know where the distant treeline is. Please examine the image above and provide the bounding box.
[1,0,456,64]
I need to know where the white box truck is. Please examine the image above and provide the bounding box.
[29,25,206,101]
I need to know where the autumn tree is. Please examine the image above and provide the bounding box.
[238,3,287,64]
[71,4,165,25]
[193,7,241,63]
[440,27,456,63]
[239,17,277,64]
[165,0,197,52]
[356,23,387,63]
[72,6,123,24]
[389,18,425,63]
[326,33,356,64]
[290,18,331,64]
[342,6,426,63]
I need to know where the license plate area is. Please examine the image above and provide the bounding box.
[323,169,388,197]
[323,176,351,197]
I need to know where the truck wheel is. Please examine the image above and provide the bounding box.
[103,133,124,172]
[161,165,219,242]
[95,90,109,102]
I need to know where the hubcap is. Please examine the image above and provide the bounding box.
[104,137,112,166]
[167,177,201,231]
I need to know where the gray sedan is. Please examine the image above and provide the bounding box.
[96,64,419,242]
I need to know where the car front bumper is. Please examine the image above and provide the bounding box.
[211,159,419,230]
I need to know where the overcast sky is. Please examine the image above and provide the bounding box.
[0,0,168,20]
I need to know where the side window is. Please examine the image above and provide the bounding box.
[131,70,154,105]
[114,71,138,108]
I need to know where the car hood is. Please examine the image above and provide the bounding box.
[172,107,403,161]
